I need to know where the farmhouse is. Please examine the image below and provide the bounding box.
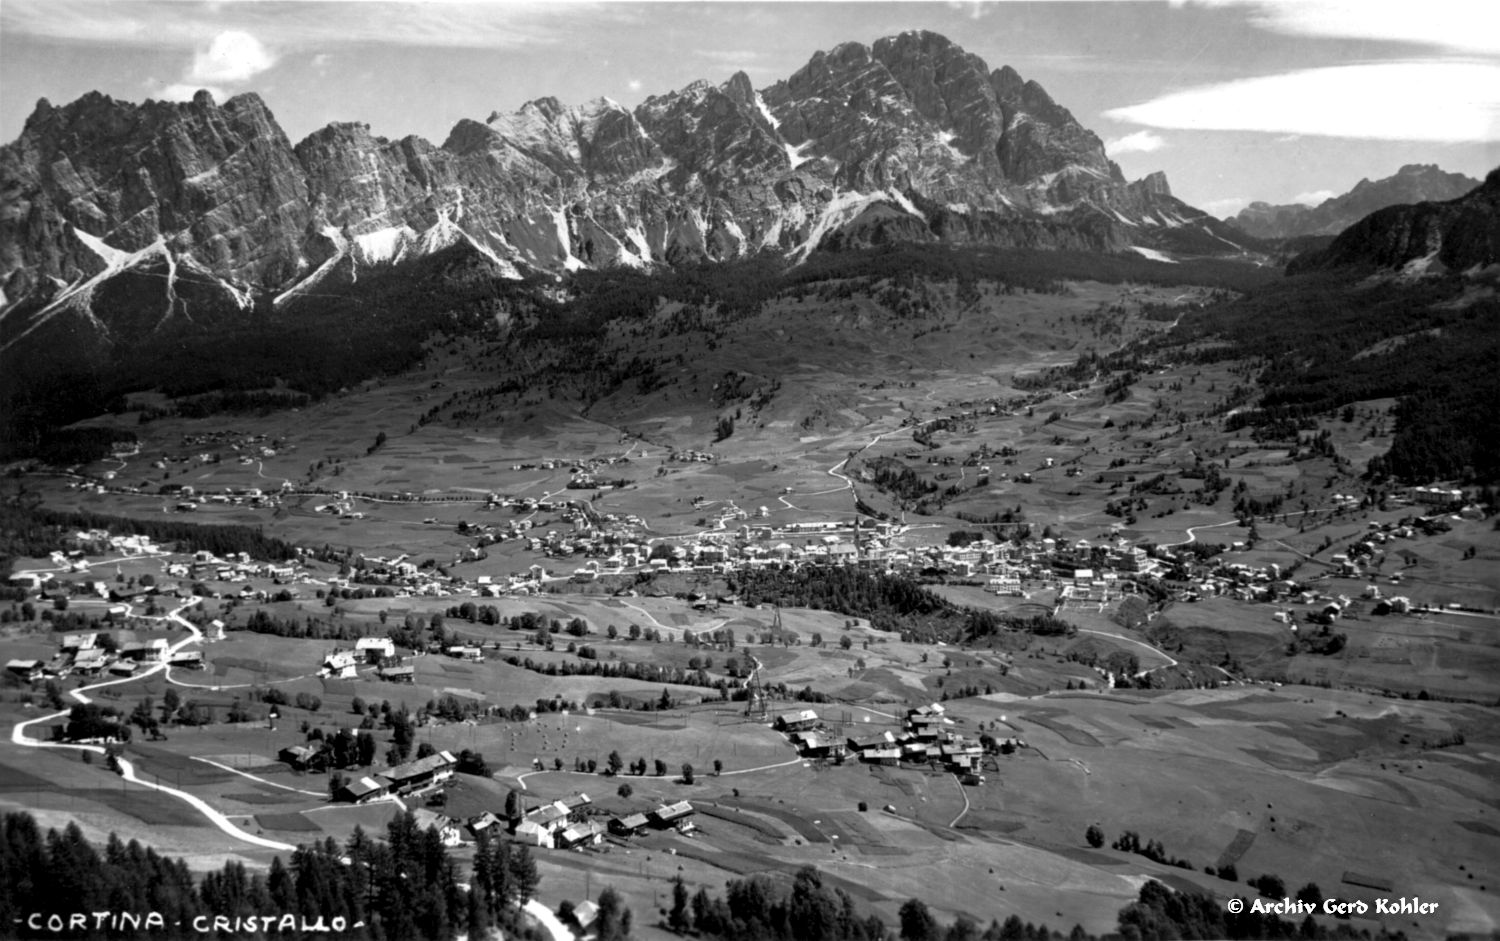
[5,659,42,682]
[774,708,819,732]
[467,812,504,839]
[648,801,696,831]
[412,809,463,847]
[609,813,649,837]
[382,750,457,796]
[378,664,415,683]
[71,647,108,674]
[445,645,484,662]
[356,637,396,662]
[561,793,593,820]
[279,744,324,771]
[322,648,359,679]
[513,818,553,848]
[336,776,389,804]
[557,821,607,849]
[119,639,168,663]
[792,731,845,761]
[60,632,98,652]
[170,650,204,669]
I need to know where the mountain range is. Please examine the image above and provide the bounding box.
[0,30,1252,349]
[1290,165,1500,275]
[1226,164,1482,240]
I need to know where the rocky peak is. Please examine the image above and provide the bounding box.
[1231,163,1484,239]
[2,30,1223,323]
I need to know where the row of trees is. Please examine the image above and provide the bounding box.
[0,809,559,941]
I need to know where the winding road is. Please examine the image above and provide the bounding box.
[9,598,299,852]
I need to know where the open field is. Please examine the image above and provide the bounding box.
[5,273,1499,940]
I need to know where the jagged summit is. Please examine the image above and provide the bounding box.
[1229,163,1482,240]
[1289,162,1500,274]
[1,30,1240,343]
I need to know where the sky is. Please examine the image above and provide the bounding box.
[2,0,1497,219]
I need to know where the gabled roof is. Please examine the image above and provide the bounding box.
[384,750,457,782]
[525,803,570,825]
[341,776,387,798]
[559,821,606,844]
[777,708,818,723]
[650,800,694,821]
[611,812,649,830]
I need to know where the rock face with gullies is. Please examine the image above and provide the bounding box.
[1229,164,1483,239]
[1289,166,1500,274]
[0,29,1253,339]
[0,90,311,298]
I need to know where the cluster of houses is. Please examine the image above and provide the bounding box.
[507,795,696,849]
[776,705,993,783]
[319,637,479,683]
[6,631,200,683]
[327,749,460,804]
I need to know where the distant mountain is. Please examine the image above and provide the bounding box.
[1289,166,1500,274]
[1227,164,1481,239]
[0,30,1256,356]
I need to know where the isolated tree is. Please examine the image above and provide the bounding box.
[356,730,377,767]
[680,763,695,785]
[596,886,632,941]
[1086,824,1105,849]
[713,759,723,775]
[654,759,667,776]
[1252,873,1286,899]
[900,899,939,941]
[669,876,690,932]
[507,844,540,903]
[617,782,633,800]
[607,750,624,776]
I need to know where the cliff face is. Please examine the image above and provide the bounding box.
[0,90,311,298]
[0,30,1250,347]
[1289,167,1500,274]
[1229,164,1483,240]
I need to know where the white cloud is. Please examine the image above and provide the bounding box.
[1,0,611,51]
[1105,130,1166,154]
[158,83,225,103]
[1105,62,1500,143]
[1200,0,1500,57]
[628,79,643,92]
[1292,189,1336,206]
[189,30,275,84]
[311,53,333,73]
[1201,196,1251,218]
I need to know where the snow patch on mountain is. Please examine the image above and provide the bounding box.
[2,228,179,350]
[785,141,813,169]
[885,188,926,222]
[353,226,416,266]
[754,91,780,130]
[1127,246,1176,264]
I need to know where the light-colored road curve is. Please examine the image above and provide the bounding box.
[524,898,575,941]
[948,773,971,828]
[1075,628,1178,674]
[191,757,327,797]
[9,599,298,853]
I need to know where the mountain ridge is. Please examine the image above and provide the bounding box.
[1289,166,1500,275]
[0,30,1255,336]
[1227,164,1481,240]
